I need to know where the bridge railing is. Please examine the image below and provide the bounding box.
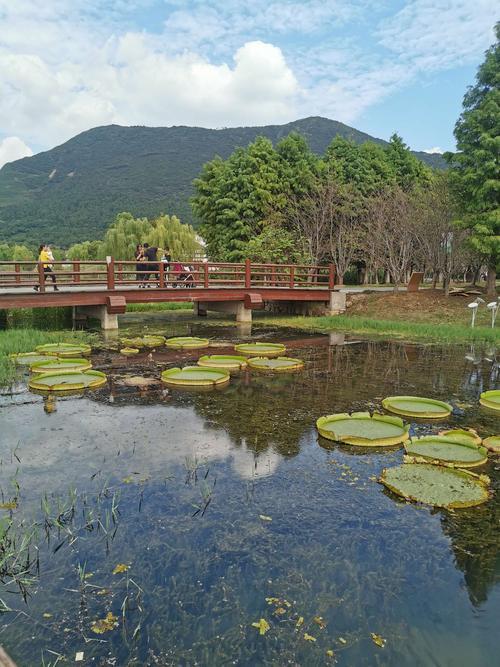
[0,259,335,292]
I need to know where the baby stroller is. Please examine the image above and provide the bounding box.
[172,262,195,288]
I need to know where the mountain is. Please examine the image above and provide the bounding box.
[0,116,447,245]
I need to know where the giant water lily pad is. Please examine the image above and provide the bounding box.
[29,369,107,392]
[197,355,247,370]
[234,342,286,357]
[120,347,140,356]
[405,436,488,468]
[316,412,410,446]
[483,436,500,453]
[247,357,304,372]
[121,335,165,348]
[161,366,230,387]
[117,376,160,388]
[380,463,489,509]
[479,390,500,412]
[438,428,482,446]
[30,358,92,374]
[382,396,452,419]
[35,342,92,357]
[9,352,54,365]
[165,337,209,350]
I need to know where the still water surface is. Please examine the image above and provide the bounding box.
[1,316,500,666]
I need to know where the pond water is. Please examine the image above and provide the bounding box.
[1,315,500,666]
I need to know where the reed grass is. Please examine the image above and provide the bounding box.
[126,302,193,312]
[254,314,500,343]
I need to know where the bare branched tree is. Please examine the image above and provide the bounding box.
[364,187,417,291]
[288,183,333,265]
[327,185,363,285]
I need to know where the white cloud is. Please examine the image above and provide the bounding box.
[423,147,444,154]
[0,136,33,168]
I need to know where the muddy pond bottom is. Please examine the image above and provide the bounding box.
[1,320,500,666]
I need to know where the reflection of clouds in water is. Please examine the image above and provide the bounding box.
[0,398,283,490]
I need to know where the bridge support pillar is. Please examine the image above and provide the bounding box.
[328,291,346,315]
[196,301,252,323]
[75,305,119,330]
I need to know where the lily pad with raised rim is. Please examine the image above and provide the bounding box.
[121,335,165,348]
[247,357,304,372]
[35,343,92,357]
[234,342,286,357]
[382,396,452,419]
[161,366,230,387]
[379,463,489,509]
[29,369,107,392]
[404,436,488,468]
[120,347,140,356]
[165,337,209,350]
[30,358,92,374]
[479,390,500,412]
[316,412,410,447]
[9,353,54,366]
[197,355,247,370]
[438,428,482,446]
[483,436,500,453]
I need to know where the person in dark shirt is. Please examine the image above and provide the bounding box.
[142,243,159,286]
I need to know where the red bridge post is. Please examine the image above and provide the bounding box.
[329,264,335,290]
[106,257,115,290]
[38,261,46,293]
[245,259,251,288]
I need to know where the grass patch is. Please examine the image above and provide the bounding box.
[0,328,93,386]
[254,314,500,343]
[126,302,193,312]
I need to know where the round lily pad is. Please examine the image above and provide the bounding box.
[197,355,248,370]
[161,366,230,387]
[121,335,165,348]
[380,463,489,509]
[483,436,500,453]
[35,343,92,357]
[479,390,500,412]
[438,428,482,446]
[120,347,140,356]
[316,412,410,446]
[234,342,286,357]
[405,436,488,468]
[29,369,107,392]
[382,395,452,419]
[247,357,304,372]
[165,337,209,350]
[9,352,54,365]
[30,358,92,374]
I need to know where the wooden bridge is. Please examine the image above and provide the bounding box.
[0,259,339,328]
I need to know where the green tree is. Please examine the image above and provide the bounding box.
[11,244,35,261]
[192,137,285,261]
[446,23,500,296]
[66,240,103,261]
[385,134,431,190]
[245,226,307,264]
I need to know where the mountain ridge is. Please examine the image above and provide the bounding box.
[0,116,447,245]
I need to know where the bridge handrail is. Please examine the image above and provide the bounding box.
[0,258,335,292]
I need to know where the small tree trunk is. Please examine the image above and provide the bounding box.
[486,265,497,298]
[472,266,481,286]
[385,271,391,284]
[432,271,438,289]
[336,272,344,286]
[443,274,451,297]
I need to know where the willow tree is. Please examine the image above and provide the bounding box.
[447,23,500,297]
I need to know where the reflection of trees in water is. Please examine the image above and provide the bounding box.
[440,473,500,605]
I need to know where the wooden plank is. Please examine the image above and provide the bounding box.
[106,295,127,314]
[244,293,264,309]
[407,271,424,292]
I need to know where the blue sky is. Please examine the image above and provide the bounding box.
[0,0,497,167]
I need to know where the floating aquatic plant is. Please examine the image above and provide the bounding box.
[379,463,489,509]
[120,347,140,356]
[438,428,482,446]
[316,412,410,447]
[197,355,248,370]
[234,342,286,357]
[483,436,500,453]
[165,336,209,349]
[35,342,92,357]
[30,358,92,374]
[161,366,230,387]
[247,357,304,372]
[121,335,165,348]
[29,369,107,392]
[479,390,500,412]
[404,436,488,468]
[382,395,452,419]
[9,352,54,365]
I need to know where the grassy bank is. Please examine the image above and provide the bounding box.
[254,314,500,343]
[0,329,93,385]
[126,302,193,312]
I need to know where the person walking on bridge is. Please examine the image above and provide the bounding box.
[143,243,159,287]
[34,244,58,291]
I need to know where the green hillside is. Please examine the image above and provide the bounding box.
[0,116,446,245]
